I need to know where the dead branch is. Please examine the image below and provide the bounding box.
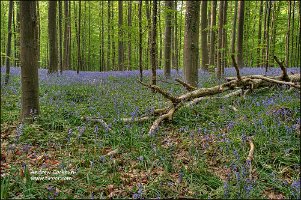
[83,117,112,132]
[175,78,197,91]
[149,106,177,135]
[138,81,180,103]
[246,138,255,179]
[248,75,300,89]
[120,116,151,123]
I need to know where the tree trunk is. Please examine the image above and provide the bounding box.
[63,1,70,70]
[88,2,91,71]
[151,0,158,85]
[174,1,179,72]
[15,2,20,67]
[290,1,295,67]
[101,1,105,71]
[285,1,291,67]
[118,1,124,71]
[77,1,81,74]
[127,1,132,70]
[236,0,245,68]
[257,1,263,67]
[112,3,116,70]
[48,1,58,73]
[5,0,13,85]
[139,0,143,81]
[20,1,40,121]
[158,2,162,69]
[209,0,217,68]
[231,1,238,56]
[216,1,224,78]
[59,1,63,74]
[164,0,173,78]
[179,0,184,69]
[36,2,40,67]
[107,1,111,71]
[146,0,151,70]
[201,1,209,70]
[222,1,228,72]
[265,1,271,72]
[183,1,201,87]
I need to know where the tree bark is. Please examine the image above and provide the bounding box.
[127,1,132,70]
[151,0,158,85]
[265,1,272,72]
[20,1,40,121]
[107,1,111,71]
[5,0,13,85]
[183,1,201,87]
[231,1,238,56]
[118,1,124,71]
[138,0,143,81]
[257,1,263,67]
[201,1,209,70]
[216,1,224,78]
[236,0,245,68]
[63,1,70,71]
[285,1,291,67]
[209,1,217,68]
[164,1,173,78]
[77,1,81,74]
[146,0,151,70]
[48,1,58,73]
[222,1,228,72]
[59,1,63,74]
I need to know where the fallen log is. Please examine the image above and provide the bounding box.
[85,57,300,135]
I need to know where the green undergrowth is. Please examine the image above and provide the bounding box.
[1,73,300,199]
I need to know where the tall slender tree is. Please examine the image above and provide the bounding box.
[63,1,70,70]
[5,0,13,85]
[209,1,217,68]
[151,0,158,85]
[257,1,263,67]
[236,0,245,68]
[77,1,81,74]
[20,1,40,121]
[127,1,132,70]
[138,0,143,81]
[216,1,224,77]
[118,1,124,71]
[107,1,111,71]
[285,1,291,67]
[164,0,173,78]
[48,1,58,73]
[183,1,200,87]
[231,1,238,56]
[201,1,209,70]
[58,1,63,74]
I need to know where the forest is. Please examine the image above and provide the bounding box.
[0,1,300,199]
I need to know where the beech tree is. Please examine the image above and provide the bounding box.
[48,1,58,73]
[209,0,217,68]
[150,0,157,85]
[183,1,201,87]
[200,1,209,70]
[4,0,13,85]
[118,1,124,71]
[20,1,40,121]
[164,0,173,78]
[236,0,245,68]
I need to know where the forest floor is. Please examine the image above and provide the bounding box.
[1,67,300,199]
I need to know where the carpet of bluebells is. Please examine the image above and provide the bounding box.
[1,67,300,199]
